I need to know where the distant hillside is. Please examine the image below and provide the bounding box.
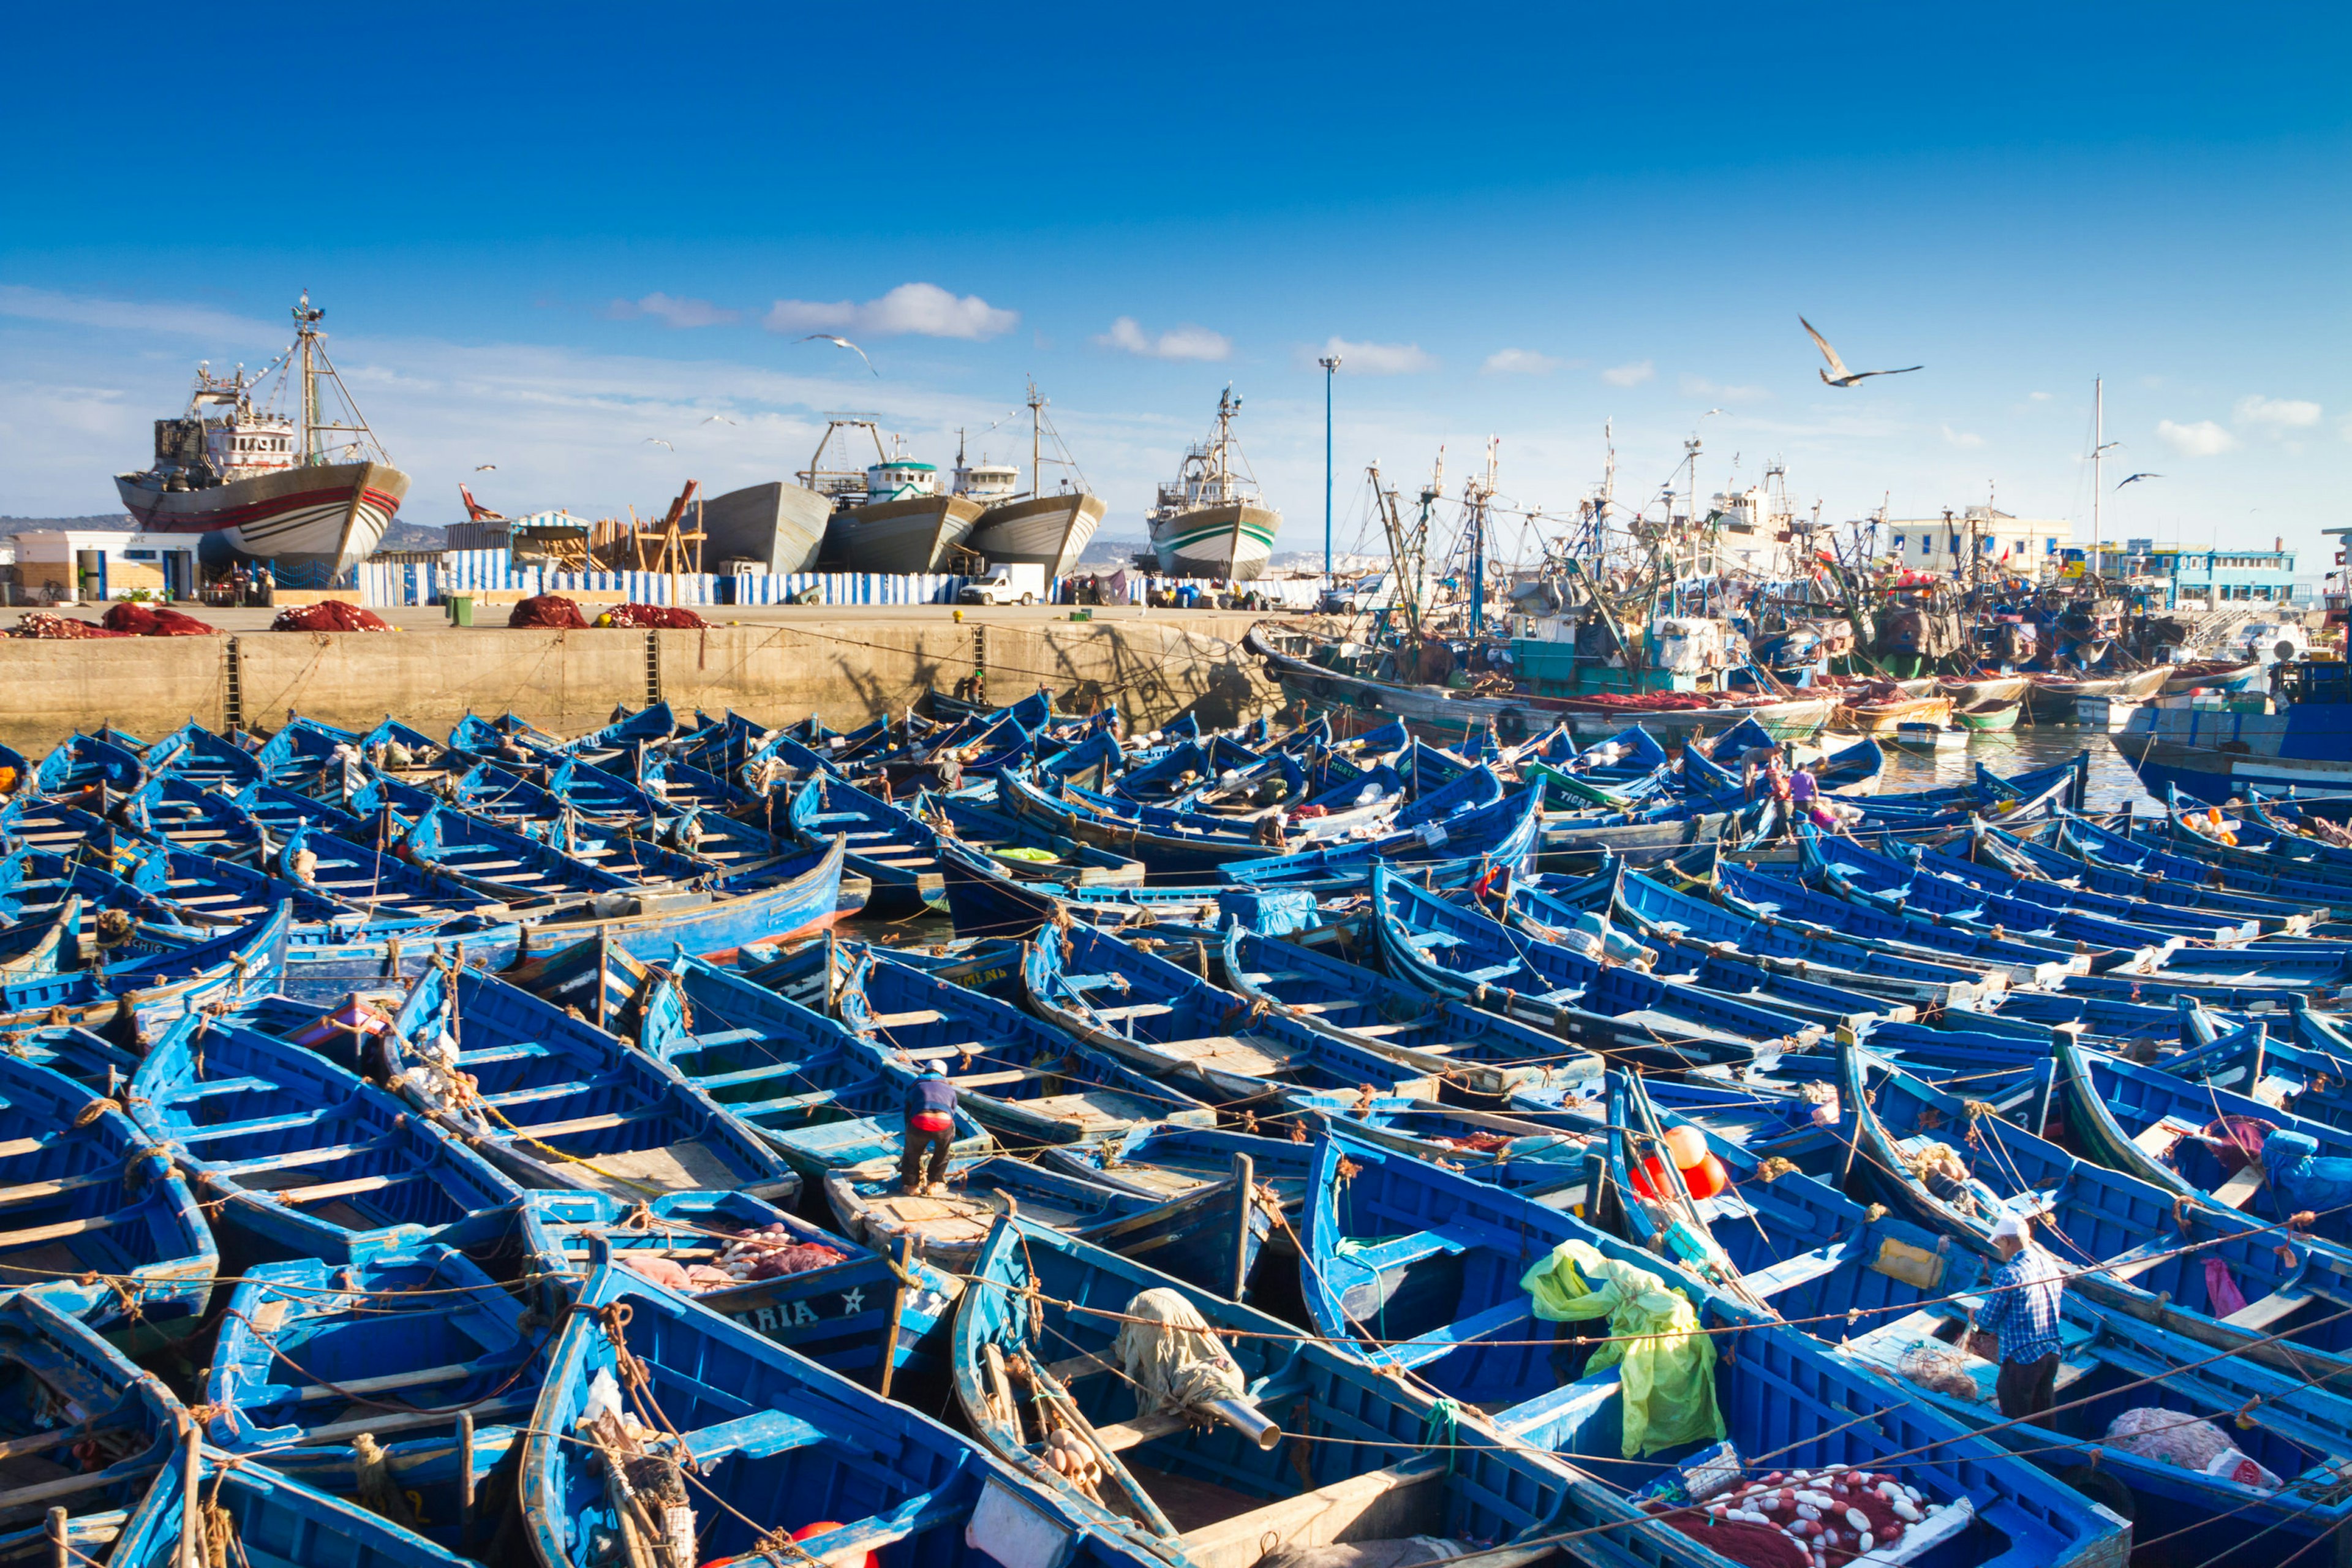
[0,514,135,533]
[379,520,448,551]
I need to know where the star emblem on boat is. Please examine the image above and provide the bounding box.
[841,1288,866,1315]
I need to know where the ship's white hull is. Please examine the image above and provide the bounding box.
[1148,502,1280,581]
[823,496,983,575]
[700,480,833,573]
[115,461,408,580]
[967,492,1106,577]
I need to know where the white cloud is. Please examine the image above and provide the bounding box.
[606,292,739,328]
[0,283,273,341]
[2235,394,2321,429]
[764,282,1017,341]
[1678,373,1766,402]
[2157,418,2239,457]
[1317,336,1435,375]
[1483,349,1561,375]
[2029,391,2052,401]
[1940,424,1985,450]
[1600,360,1654,387]
[1096,316,1231,362]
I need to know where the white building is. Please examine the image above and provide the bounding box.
[1882,507,2068,577]
[10,529,200,603]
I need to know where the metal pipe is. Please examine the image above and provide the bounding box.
[1203,1397,1283,1451]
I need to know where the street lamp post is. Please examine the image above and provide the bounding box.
[1318,355,1341,579]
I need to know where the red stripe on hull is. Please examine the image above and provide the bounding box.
[129,484,404,534]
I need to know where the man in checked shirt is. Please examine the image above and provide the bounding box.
[1972,1213,2068,1419]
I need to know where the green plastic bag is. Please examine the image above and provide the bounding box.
[989,846,1060,864]
[1519,1238,1725,1458]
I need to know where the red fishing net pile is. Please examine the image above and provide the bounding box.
[601,602,707,629]
[8,614,133,639]
[1651,1467,1931,1568]
[101,603,217,636]
[507,594,589,629]
[271,601,393,632]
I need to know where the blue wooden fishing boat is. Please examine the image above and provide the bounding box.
[1370,863,1803,1068]
[638,954,992,1175]
[388,960,802,1202]
[1023,921,1442,1104]
[788,772,945,916]
[925,783,1148,886]
[206,1243,542,1457]
[1223,782,1547,890]
[277,824,508,928]
[954,1210,1608,1568]
[130,1011,521,1264]
[1713,859,2086,985]
[1303,1131,2130,1568]
[1000,768,1278,881]
[2057,1035,2352,1253]
[1218,922,1601,1099]
[106,1452,476,1568]
[1510,872,1904,1033]
[0,896,291,1033]
[837,943,1215,1144]
[1037,1124,1311,1227]
[0,1054,214,1339]
[827,1149,1268,1290]
[478,1188,962,1387]
[143,720,262,791]
[1610,862,1994,1008]
[32,732,144,799]
[521,1254,1147,1568]
[252,713,366,785]
[1845,1043,2352,1381]
[0,1289,187,1531]
[119,774,268,863]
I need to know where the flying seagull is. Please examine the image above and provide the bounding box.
[700,414,738,426]
[1798,317,1922,387]
[473,463,497,471]
[2116,472,2163,489]
[644,438,675,451]
[798,334,878,375]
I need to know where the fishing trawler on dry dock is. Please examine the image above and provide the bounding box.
[1147,386,1281,578]
[115,291,409,581]
[805,416,981,573]
[956,383,1106,577]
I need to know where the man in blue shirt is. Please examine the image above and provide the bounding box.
[1972,1213,2067,1419]
[902,1062,957,1195]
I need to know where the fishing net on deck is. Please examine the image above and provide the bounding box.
[2105,1408,2283,1490]
[1113,1287,1246,1415]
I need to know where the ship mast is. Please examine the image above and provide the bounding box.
[1029,380,1043,502]
[280,291,386,466]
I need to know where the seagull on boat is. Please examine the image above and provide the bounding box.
[1798,317,1921,387]
[798,334,878,375]
[2116,472,2163,488]
[644,438,675,451]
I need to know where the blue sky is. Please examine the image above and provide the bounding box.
[3,2,2345,567]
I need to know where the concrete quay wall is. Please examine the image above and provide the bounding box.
[0,616,1281,753]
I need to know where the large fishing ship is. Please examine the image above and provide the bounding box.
[115,292,409,582]
[1147,387,1280,579]
[957,382,1105,577]
[804,417,979,574]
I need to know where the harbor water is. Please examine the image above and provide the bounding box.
[1878,725,2148,809]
